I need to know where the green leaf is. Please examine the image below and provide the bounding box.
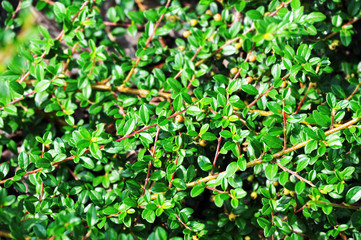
[186,106,202,115]
[80,156,95,169]
[123,119,136,136]
[154,227,167,240]
[197,156,212,171]
[242,84,258,95]
[262,135,283,148]
[144,9,158,22]
[201,132,217,141]
[2,1,13,12]
[35,158,51,168]
[139,105,150,125]
[346,186,361,204]
[326,93,336,108]
[18,152,29,170]
[35,80,50,93]
[142,209,155,223]
[295,181,305,194]
[54,2,66,21]
[10,81,24,95]
[107,7,119,22]
[306,12,326,23]
[340,29,352,47]
[331,85,346,98]
[313,110,331,127]
[127,11,145,24]
[265,164,278,180]
[225,162,238,177]
[305,139,317,154]
[284,45,295,59]
[291,0,301,9]
[103,206,118,215]
[191,183,205,197]
[90,142,102,160]
[222,46,237,56]
[237,157,247,171]
[86,205,97,227]
[220,130,232,139]
[271,64,281,79]
[167,78,182,92]
[246,10,263,20]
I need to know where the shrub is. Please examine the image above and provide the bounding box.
[1,0,361,239]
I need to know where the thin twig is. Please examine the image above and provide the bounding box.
[0,103,195,185]
[149,116,361,200]
[169,151,179,188]
[142,126,160,195]
[176,215,193,231]
[282,99,287,150]
[294,82,312,114]
[275,161,315,187]
[5,0,24,30]
[123,0,172,84]
[211,129,223,175]
[345,82,361,101]
[269,0,292,17]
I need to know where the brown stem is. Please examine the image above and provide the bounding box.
[346,82,361,101]
[0,90,35,111]
[273,116,361,159]
[313,16,361,42]
[142,126,160,195]
[150,116,361,200]
[194,26,255,67]
[103,21,142,28]
[282,203,307,221]
[211,129,223,175]
[331,108,336,129]
[247,86,273,109]
[66,166,79,180]
[316,200,361,210]
[40,182,44,202]
[93,84,172,99]
[5,0,23,31]
[282,99,287,150]
[169,151,179,188]
[0,102,195,185]
[123,0,172,84]
[40,0,55,5]
[0,230,12,238]
[176,214,193,231]
[294,82,312,114]
[174,46,202,84]
[275,161,315,187]
[269,0,292,17]
[81,230,92,240]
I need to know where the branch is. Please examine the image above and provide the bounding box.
[123,0,172,84]
[5,0,24,31]
[273,116,361,159]
[346,82,361,101]
[275,161,315,187]
[294,82,312,114]
[316,200,361,210]
[150,116,361,200]
[0,230,12,238]
[211,129,223,175]
[142,126,160,195]
[269,0,292,17]
[0,102,196,185]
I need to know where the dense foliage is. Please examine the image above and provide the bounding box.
[1,0,361,239]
